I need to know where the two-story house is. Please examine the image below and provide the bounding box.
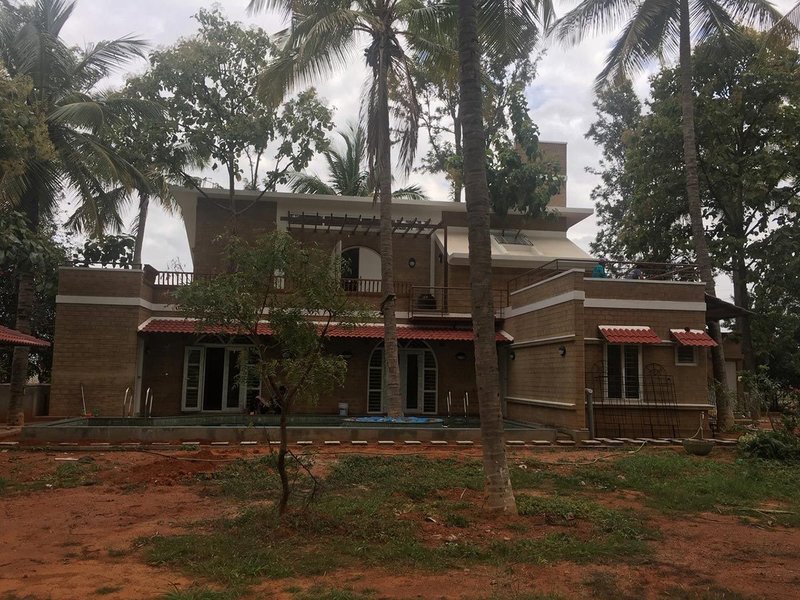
[49,143,721,437]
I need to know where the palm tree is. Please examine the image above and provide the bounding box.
[0,0,149,425]
[553,0,781,431]
[248,0,439,418]
[289,124,428,200]
[456,0,554,514]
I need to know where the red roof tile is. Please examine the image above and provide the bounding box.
[139,319,511,342]
[0,325,50,347]
[599,325,661,345]
[670,329,717,347]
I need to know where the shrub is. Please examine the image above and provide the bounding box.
[738,430,800,462]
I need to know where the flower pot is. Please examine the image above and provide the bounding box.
[683,438,714,456]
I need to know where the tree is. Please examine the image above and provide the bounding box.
[248,0,438,419]
[289,124,428,200]
[412,32,561,210]
[0,0,151,426]
[456,0,554,513]
[125,8,334,237]
[0,210,68,383]
[589,31,800,389]
[176,232,368,514]
[553,0,781,431]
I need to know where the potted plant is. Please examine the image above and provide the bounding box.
[683,413,714,456]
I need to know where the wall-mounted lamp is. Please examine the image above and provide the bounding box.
[340,350,353,360]
[438,253,444,264]
[455,351,467,361]
[558,345,567,357]
[509,350,516,361]
[408,257,417,268]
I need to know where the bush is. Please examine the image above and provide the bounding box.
[738,430,800,462]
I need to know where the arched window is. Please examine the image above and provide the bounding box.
[341,246,381,293]
[367,341,438,414]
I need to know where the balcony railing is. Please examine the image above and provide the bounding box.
[409,286,507,319]
[507,259,701,294]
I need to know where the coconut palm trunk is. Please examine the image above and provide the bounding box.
[377,35,403,418]
[678,0,732,430]
[457,0,516,513]
[7,273,34,426]
[133,195,149,266]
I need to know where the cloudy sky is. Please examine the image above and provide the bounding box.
[58,0,797,298]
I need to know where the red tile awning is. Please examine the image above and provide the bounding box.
[599,325,661,344]
[670,329,718,347]
[0,325,50,348]
[139,319,512,343]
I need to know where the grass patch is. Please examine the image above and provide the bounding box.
[554,453,800,525]
[293,586,376,600]
[326,455,484,500]
[160,587,239,600]
[205,455,281,500]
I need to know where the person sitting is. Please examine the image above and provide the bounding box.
[592,259,608,278]
[626,264,645,279]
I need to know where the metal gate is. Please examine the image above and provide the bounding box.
[588,362,679,438]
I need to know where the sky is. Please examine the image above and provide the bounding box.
[57,0,798,299]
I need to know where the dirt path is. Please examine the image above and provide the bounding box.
[1,448,798,600]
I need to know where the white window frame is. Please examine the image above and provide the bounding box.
[368,341,438,414]
[603,343,643,400]
[181,344,260,413]
[182,346,205,412]
[674,344,698,366]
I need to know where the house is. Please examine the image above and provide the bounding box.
[49,142,721,437]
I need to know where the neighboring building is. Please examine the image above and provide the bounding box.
[49,142,721,437]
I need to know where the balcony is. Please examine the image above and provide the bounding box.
[409,286,507,320]
[507,259,700,294]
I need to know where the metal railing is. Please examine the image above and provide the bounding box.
[409,286,508,318]
[507,259,701,295]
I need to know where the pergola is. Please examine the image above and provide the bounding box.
[285,212,443,238]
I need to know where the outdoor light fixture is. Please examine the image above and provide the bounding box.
[509,350,516,361]
[456,351,467,361]
[438,253,443,263]
[340,350,353,360]
[408,257,417,268]
[558,346,567,357]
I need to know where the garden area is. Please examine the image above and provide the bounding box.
[1,445,799,600]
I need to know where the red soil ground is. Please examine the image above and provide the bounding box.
[1,446,798,599]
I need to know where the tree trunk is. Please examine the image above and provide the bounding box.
[678,0,732,431]
[7,273,34,426]
[133,194,149,266]
[457,0,516,514]
[732,251,757,419]
[454,107,463,203]
[377,34,403,418]
[277,403,290,515]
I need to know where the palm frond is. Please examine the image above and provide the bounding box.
[288,171,339,195]
[596,0,680,87]
[551,0,639,46]
[478,0,555,58]
[72,36,148,89]
[392,184,428,200]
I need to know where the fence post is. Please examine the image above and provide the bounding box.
[585,388,595,439]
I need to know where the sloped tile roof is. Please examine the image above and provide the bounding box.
[670,329,717,347]
[0,325,50,347]
[139,319,511,342]
[598,325,661,344]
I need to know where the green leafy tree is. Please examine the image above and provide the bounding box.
[289,124,428,200]
[0,211,69,383]
[248,0,440,418]
[456,0,554,514]
[125,8,334,236]
[554,0,781,431]
[0,0,151,426]
[589,31,800,389]
[176,232,369,515]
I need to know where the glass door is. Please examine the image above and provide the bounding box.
[400,350,425,414]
